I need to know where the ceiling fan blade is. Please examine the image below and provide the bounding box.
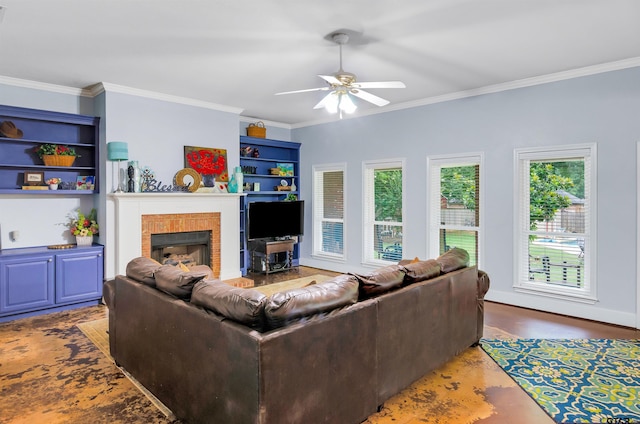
[313,92,336,110]
[354,81,406,89]
[350,89,390,107]
[318,74,342,85]
[275,87,329,95]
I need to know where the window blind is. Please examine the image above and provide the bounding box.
[313,166,345,257]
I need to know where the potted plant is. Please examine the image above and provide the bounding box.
[68,208,99,246]
[46,177,61,190]
[34,144,79,167]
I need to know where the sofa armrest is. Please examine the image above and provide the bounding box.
[102,279,117,357]
[475,270,491,342]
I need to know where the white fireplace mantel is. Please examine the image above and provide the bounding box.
[108,192,245,280]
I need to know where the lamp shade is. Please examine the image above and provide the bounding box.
[107,141,128,161]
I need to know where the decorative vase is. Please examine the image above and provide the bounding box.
[49,183,58,190]
[235,166,243,193]
[227,173,238,193]
[76,235,93,247]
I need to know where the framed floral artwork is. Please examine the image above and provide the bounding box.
[184,146,228,187]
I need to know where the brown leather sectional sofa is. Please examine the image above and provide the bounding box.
[103,248,490,424]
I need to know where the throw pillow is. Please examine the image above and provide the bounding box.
[191,280,267,329]
[401,259,442,284]
[126,257,162,287]
[154,264,208,300]
[436,247,470,273]
[264,274,359,329]
[350,264,406,299]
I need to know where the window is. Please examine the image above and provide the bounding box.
[313,163,346,260]
[428,154,483,266]
[515,144,596,302]
[363,159,404,264]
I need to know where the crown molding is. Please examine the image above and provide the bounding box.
[3,56,639,128]
[239,116,291,130]
[0,75,93,97]
[94,82,244,115]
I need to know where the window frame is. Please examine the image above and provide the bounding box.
[426,153,484,267]
[312,163,347,262]
[362,158,406,267]
[513,144,597,303]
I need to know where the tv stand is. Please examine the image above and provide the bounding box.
[249,239,295,274]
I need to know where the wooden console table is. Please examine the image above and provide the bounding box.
[250,239,295,274]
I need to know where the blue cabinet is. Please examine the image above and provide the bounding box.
[0,254,54,315]
[0,245,104,322]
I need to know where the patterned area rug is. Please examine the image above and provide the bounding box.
[481,338,640,423]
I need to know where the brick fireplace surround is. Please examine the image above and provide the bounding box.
[108,192,244,280]
[141,212,221,278]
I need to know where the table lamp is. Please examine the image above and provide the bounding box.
[107,141,129,193]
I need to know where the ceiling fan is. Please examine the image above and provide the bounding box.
[275,32,406,117]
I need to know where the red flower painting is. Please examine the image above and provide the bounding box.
[184,146,229,186]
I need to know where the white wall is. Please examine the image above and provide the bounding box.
[294,66,640,327]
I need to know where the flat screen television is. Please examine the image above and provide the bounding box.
[247,200,304,240]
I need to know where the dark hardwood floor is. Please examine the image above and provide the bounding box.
[1,266,638,423]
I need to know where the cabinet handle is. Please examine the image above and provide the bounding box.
[97,254,102,257]
[48,259,53,262]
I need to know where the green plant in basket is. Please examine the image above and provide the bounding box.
[68,208,99,236]
[34,144,79,158]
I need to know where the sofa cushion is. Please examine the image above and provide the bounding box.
[436,248,470,273]
[350,265,406,299]
[125,257,162,287]
[401,259,442,284]
[264,274,359,329]
[191,280,267,329]
[154,265,208,300]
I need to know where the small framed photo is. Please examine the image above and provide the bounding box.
[24,171,44,186]
[76,176,95,190]
[276,163,294,177]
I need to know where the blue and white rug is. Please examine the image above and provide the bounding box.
[481,338,640,424]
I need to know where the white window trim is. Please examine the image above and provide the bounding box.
[513,143,597,303]
[426,152,484,268]
[362,158,406,267]
[312,163,347,262]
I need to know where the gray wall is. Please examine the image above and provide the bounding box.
[294,66,640,327]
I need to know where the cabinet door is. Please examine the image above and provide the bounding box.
[55,249,103,304]
[0,255,54,315]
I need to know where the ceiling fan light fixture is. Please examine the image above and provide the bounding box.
[324,92,339,114]
[275,29,404,115]
[339,93,357,114]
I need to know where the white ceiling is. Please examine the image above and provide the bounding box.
[0,0,639,126]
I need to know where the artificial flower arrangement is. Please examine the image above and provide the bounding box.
[46,177,62,185]
[34,144,78,158]
[68,208,99,236]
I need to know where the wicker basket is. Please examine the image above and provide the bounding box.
[43,155,76,167]
[246,121,266,138]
